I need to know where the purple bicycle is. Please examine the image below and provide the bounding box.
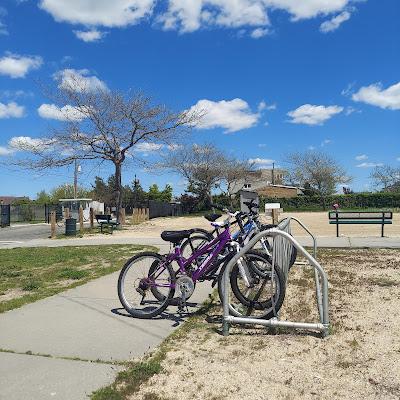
[117,215,285,319]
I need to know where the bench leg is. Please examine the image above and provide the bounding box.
[382,223,384,238]
[336,223,339,238]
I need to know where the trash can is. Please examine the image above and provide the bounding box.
[65,218,77,236]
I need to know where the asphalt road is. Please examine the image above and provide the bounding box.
[0,223,64,243]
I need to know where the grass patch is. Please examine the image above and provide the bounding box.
[0,244,156,313]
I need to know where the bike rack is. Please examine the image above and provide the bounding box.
[222,218,330,337]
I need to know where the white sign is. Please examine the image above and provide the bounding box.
[265,203,281,211]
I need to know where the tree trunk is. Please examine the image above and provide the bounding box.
[114,162,122,225]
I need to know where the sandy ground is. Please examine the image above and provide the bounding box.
[130,248,400,400]
[108,212,400,239]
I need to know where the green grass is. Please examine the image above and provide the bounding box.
[0,244,156,313]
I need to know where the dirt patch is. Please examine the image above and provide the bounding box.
[0,288,25,302]
[83,212,400,240]
[129,248,400,400]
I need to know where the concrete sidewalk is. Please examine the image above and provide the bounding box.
[0,235,399,249]
[0,262,211,400]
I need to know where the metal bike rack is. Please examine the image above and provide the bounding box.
[222,218,330,337]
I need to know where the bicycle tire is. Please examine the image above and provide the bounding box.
[118,252,175,319]
[217,250,286,319]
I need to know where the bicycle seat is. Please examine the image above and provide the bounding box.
[260,224,277,230]
[204,213,222,222]
[160,229,195,243]
[243,201,259,210]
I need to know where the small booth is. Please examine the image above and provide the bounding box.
[59,199,104,221]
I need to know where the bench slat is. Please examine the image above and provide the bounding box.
[329,220,392,225]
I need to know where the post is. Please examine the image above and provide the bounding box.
[106,207,110,216]
[79,206,84,232]
[64,207,70,219]
[381,212,384,237]
[50,211,56,238]
[336,211,339,237]
[89,207,94,229]
[272,209,278,224]
[120,208,126,225]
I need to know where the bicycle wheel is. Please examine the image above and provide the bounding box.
[118,252,175,319]
[218,250,285,319]
[180,231,214,259]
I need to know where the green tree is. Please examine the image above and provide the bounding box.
[49,184,92,203]
[148,183,173,202]
[132,179,148,206]
[35,190,52,204]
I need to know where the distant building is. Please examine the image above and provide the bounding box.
[0,196,30,205]
[230,168,302,198]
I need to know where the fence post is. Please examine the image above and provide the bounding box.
[272,209,279,224]
[120,207,126,225]
[145,208,149,220]
[90,207,94,229]
[50,211,56,238]
[79,206,84,232]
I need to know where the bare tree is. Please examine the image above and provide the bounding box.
[370,165,400,192]
[285,150,351,209]
[218,158,254,206]
[9,76,201,222]
[163,143,228,207]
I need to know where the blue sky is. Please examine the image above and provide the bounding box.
[0,0,399,198]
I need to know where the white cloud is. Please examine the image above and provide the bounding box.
[0,7,8,35]
[250,27,269,38]
[352,81,400,110]
[54,69,108,92]
[189,98,259,133]
[287,104,343,125]
[159,1,270,33]
[320,10,351,33]
[258,100,276,111]
[321,139,332,146]
[39,0,155,28]
[266,0,353,20]
[0,53,43,78]
[159,0,355,34]
[38,103,85,121]
[258,143,267,148]
[308,146,316,151]
[73,29,107,42]
[345,106,360,115]
[397,157,400,162]
[356,162,383,168]
[0,102,25,119]
[8,136,50,151]
[135,142,164,153]
[0,146,14,156]
[168,143,183,151]
[38,0,359,38]
[249,157,274,166]
[355,154,368,161]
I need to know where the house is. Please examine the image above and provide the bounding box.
[0,196,30,205]
[230,168,302,198]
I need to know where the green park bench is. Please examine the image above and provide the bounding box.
[95,214,120,234]
[328,211,393,237]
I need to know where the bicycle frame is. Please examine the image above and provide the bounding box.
[152,226,232,288]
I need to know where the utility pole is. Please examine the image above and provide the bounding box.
[272,162,275,185]
[74,159,78,199]
[73,159,81,199]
